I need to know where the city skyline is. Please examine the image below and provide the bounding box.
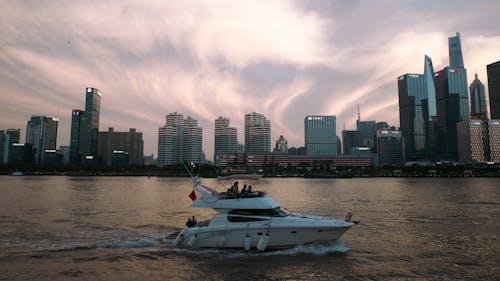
[1,1,500,159]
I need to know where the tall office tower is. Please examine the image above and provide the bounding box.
[274,135,288,153]
[69,109,85,163]
[449,32,464,69]
[341,130,363,155]
[356,120,376,148]
[487,61,500,119]
[80,87,101,161]
[158,112,184,165]
[98,128,144,166]
[214,117,237,164]
[398,74,427,160]
[470,73,488,118]
[26,116,58,164]
[244,112,271,155]
[376,129,404,166]
[489,120,500,162]
[457,117,490,163]
[434,67,470,160]
[183,117,202,163]
[423,55,438,155]
[305,115,337,156]
[4,129,20,163]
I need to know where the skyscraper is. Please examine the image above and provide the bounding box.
[449,32,464,69]
[4,129,20,164]
[157,113,203,165]
[434,67,470,160]
[26,115,58,164]
[469,73,488,118]
[81,87,101,161]
[274,135,288,153]
[183,117,202,163]
[214,117,237,164]
[376,129,404,166]
[457,118,490,163]
[305,115,337,156]
[245,112,271,155]
[398,73,427,160]
[69,109,85,163]
[487,60,500,119]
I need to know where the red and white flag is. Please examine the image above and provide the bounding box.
[189,190,197,201]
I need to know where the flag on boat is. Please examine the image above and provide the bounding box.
[189,190,197,201]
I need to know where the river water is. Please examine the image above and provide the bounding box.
[0,176,499,280]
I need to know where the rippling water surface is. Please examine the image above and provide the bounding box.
[0,176,499,280]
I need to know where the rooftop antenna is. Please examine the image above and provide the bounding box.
[357,104,361,122]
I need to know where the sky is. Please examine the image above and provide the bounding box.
[1,0,499,160]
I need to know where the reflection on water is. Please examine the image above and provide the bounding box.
[0,176,499,280]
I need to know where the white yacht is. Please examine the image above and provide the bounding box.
[171,178,355,251]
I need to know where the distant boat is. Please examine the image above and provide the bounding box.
[216,174,263,180]
[10,171,24,176]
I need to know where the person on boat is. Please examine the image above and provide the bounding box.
[192,216,197,226]
[240,184,248,197]
[345,211,353,222]
[186,218,195,227]
[233,181,239,194]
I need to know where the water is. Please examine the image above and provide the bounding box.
[0,176,499,280]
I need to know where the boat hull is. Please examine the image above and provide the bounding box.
[174,224,351,250]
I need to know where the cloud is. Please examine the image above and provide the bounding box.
[1,0,500,159]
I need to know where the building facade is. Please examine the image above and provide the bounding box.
[305,115,337,157]
[80,87,102,162]
[356,120,376,148]
[469,73,488,118]
[457,119,489,163]
[448,32,464,69]
[214,117,237,164]
[489,120,500,162]
[245,112,271,155]
[26,116,58,164]
[274,135,288,153]
[487,61,500,119]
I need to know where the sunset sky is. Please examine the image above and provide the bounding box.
[1,0,499,159]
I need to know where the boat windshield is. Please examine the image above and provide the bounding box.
[228,207,290,217]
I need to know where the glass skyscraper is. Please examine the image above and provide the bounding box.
[469,73,488,118]
[434,67,470,160]
[487,60,500,119]
[26,115,58,164]
[69,109,85,163]
[398,73,427,160]
[449,32,464,69]
[305,115,337,157]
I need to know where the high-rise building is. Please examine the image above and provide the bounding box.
[183,117,202,163]
[470,73,488,118]
[98,128,144,166]
[3,129,20,164]
[69,109,85,163]
[305,115,337,156]
[376,129,404,166]
[449,32,464,69]
[398,73,427,160]
[274,135,288,153]
[80,87,101,161]
[157,113,202,165]
[214,117,237,164]
[356,120,376,148]
[9,143,34,165]
[434,67,470,160]
[342,130,363,155]
[487,61,500,119]
[245,112,271,155]
[26,115,58,164]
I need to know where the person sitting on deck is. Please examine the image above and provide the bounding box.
[240,184,248,197]
[186,218,195,227]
